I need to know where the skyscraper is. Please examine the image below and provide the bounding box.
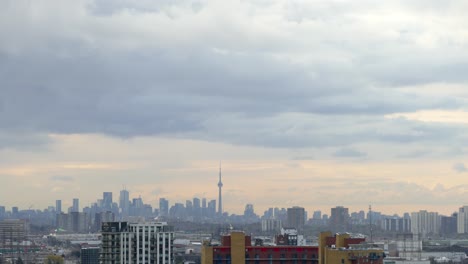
[287,206,305,230]
[207,200,216,218]
[159,198,169,217]
[119,189,130,216]
[72,198,79,212]
[103,192,113,211]
[217,163,223,215]
[56,200,62,214]
[330,206,349,233]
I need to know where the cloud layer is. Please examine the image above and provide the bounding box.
[1,0,468,213]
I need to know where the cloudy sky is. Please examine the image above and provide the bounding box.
[1,0,468,216]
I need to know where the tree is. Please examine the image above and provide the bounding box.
[44,255,64,264]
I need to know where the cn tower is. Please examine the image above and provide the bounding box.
[217,162,223,216]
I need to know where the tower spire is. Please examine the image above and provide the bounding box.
[218,161,223,216]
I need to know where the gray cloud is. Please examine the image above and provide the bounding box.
[1,0,468,155]
[333,148,367,158]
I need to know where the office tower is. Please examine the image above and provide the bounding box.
[217,163,223,215]
[185,200,193,217]
[101,222,174,264]
[330,206,350,233]
[12,206,19,217]
[244,204,255,217]
[193,198,201,209]
[159,198,169,217]
[202,198,207,217]
[81,247,100,264]
[441,213,457,236]
[411,210,439,237]
[56,200,62,214]
[287,206,305,230]
[207,200,216,218]
[313,210,321,219]
[95,211,115,232]
[0,206,5,220]
[119,189,130,216]
[193,197,201,218]
[70,212,88,233]
[72,198,79,212]
[103,192,113,211]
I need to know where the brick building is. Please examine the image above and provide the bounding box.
[201,231,385,264]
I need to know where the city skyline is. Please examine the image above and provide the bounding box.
[1,183,468,218]
[2,1,468,216]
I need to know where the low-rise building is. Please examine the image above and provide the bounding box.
[201,231,385,264]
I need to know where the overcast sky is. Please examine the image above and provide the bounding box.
[1,0,468,216]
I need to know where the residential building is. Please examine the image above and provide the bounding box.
[458,206,468,234]
[287,206,305,231]
[329,206,350,233]
[410,210,440,237]
[100,221,174,264]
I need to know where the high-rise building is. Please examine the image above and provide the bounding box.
[202,198,207,217]
[56,200,62,214]
[159,198,169,217]
[12,206,19,217]
[100,222,174,264]
[313,210,321,219]
[287,206,305,230]
[441,213,457,236]
[382,216,411,232]
[119,189,130,216]
[72,198,79,212]
[330,206,350,233]
[261,219,282,232]
[103,192,113,211]
[217,163,223,216]
[458,206,468,234]
[0,206,5,220]
[411,210,439,237]
[193,197,201,218]
[185,200,193,217]
[207,200,216,218]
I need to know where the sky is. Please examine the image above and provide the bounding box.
[1,0,468,216]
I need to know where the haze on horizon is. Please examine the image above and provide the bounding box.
[1,0,468,216]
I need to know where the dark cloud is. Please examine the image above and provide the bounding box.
[1,0,468,153]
